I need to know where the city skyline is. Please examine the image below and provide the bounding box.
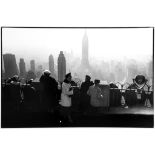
[2,28,153,64]
[2,28,153,82]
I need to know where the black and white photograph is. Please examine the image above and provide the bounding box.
[0,1,155,155]
[1,27,154,128]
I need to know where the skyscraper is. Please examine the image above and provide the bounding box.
[3,53,18,79]
[30,60,35,73]
[19,58,26,78]
[2,55,5,73]
[58,51,66,83]
[36,65,43,79]
[81,31,89,67]
[49,54,54,76]
[2,56,5,80]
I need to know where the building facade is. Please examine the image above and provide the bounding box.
[30,60,35,73]
[49,54,54,76]
[19,58,26,78]
[58,51,66,83]
[81,31,89,68]
[3,53,18,79]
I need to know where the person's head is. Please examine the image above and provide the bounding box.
[43,70,51,76]
[85,75,91,82]
[27,79,33,85]
[135,75,146,85]
[65,73,72,82]
[12,75,19,82]
[94,79,100,86]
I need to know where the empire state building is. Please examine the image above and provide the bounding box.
[81,31,89,68]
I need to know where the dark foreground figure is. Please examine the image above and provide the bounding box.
[1,74,153,128]
[80,75,94,114]
[40,70,59,113]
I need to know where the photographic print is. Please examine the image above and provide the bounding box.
[1,27,154,128]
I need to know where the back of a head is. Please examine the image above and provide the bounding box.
[85,75,91,82]
[43,70,51,76]
[94,79,100,85]
[64,73,72,83]
[135,75,146,85]
[65,73,72,79]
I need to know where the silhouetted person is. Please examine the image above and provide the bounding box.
[80,75,93,114]
[109,83,121,107]
[40,70,58,112]
[8,75,21,111]
[22,79,37,111]
[87,79,103,113]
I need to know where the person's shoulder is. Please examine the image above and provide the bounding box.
[81,82,85,85]
[90,81,94,85]
[50,77,57,82]
[89,85,94,89]
[81,82,85,87]
[39,75,45,81]
[62,82,68,86]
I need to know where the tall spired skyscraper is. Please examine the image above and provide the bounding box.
[49,54,54,76]
[81,31,89,68]
[58,51,66,83]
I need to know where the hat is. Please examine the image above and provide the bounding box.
[94,79,100,84]
[135,75,146,85]
[43,70,51,75]
[86,75,91,79]
[65,73,72,78]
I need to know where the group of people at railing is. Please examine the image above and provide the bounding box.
[2,70,153,123]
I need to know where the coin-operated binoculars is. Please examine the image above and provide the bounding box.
[115,82,130,108]
[131,75,152,108]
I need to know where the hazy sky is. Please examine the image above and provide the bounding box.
[2,28,153,65]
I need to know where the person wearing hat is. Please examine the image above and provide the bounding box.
[59,73,73,124]
[40,70,58,113]
[87,79,103,113]
[80,75,94,115]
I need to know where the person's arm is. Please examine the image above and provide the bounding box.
[87,86,91,96]
[62,83,73,95]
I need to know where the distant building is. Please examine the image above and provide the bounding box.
[2,56,5,81]
[30,60,35,73]
[3,53,18,79]
[81,31,89,68]
[2,55,5,73]
[49,54,54,76]
[36,65,43,79]
[77,31,92,80]
[26,70,36,81]
[58,51,66,83]
[19,58,26,78]
[38,65,43,71]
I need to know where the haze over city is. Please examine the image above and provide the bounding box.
[2,28,153,83]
